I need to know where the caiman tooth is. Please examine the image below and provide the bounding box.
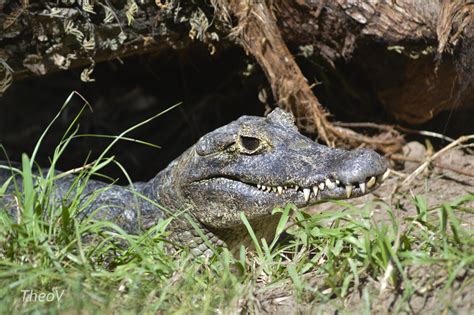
[381,169,391,181]
[284,186,288,190]
[367,176,376,189]
[318,182,325,190]
[261,185,266,191]
[335,179,340,185]
[257,184,261,189]
[312,186,319,198]
[345,185,353,198]
[359,182,366,194]
[325,178,336,190]
[272,187,277,193]
[277,186,283,195]
[266,186,272,192]
[295,185,300,191]
[303,188,311,202]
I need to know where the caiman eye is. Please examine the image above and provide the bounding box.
[239,135,262,152]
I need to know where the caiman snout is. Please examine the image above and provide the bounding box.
[182,108,392,229]
[274,146,390,203]
[336,148,388,186]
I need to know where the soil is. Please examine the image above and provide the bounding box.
[257,141,474,314]
[1,57,473,313]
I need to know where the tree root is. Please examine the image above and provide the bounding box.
[212,0,404,154]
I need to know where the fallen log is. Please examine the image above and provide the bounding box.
[1,1,472,153]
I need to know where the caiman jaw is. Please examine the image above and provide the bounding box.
[249,168,391,204]
[180,108,389,232]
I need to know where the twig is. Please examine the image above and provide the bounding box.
[402,135,474,186]
[102,0,124,34]
[333,121,398,133]
[391,154,474,177]
[389,169,407,178]
[336,122,458,146]
[394,125,456,143]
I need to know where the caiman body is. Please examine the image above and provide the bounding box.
[0,109,389,256]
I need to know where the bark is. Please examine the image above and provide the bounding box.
[1,0,473,151]
[212,0,473,152]
[271,0,474,125]
[0,1,212,89]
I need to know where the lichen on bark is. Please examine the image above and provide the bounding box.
[0,0,218,88]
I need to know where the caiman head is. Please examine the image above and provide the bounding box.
[154,108,389,254]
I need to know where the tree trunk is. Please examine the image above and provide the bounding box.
[1,1,473,150]
[271,0,474,125]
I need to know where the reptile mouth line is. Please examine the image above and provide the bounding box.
[198,168,391,204]
[252,168,390,202]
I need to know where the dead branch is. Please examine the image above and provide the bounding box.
[402,135,474,186]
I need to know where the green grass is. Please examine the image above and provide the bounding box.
[0,93,473,314]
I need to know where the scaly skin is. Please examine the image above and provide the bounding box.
[0,109,389,256]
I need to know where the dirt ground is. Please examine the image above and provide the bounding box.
[258,141,474,314]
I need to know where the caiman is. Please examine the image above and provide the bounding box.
[0,109,389,256]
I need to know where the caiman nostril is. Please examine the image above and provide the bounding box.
[336,148,388,185]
